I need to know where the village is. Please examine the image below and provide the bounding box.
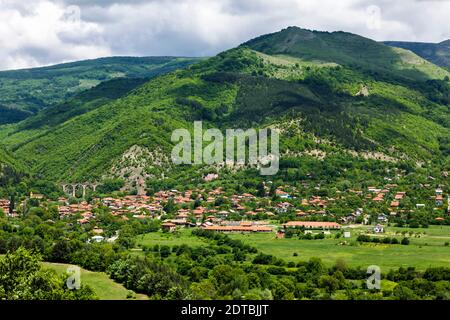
[1,180,448,243]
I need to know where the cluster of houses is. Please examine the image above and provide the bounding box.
[56,195,165,224]
[366,184,406,207]
[367,184,449,212]
[2,180,448,239]
[57,199,94,223]
[0,198,20,217]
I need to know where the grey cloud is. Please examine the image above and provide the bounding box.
[1,0,450,70]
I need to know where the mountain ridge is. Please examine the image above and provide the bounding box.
[383,39,450,69]
[0,27,449,189]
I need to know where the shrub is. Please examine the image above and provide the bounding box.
[401,237,410,245]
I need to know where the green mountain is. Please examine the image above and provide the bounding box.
[384,40,450,69]
[0,56,201,124]
[0,27,449,189]
[0,147,26,192]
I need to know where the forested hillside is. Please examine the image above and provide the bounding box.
[0,27,449,189]
[0,56,201,124]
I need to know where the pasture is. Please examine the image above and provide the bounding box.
[228,225,450,271]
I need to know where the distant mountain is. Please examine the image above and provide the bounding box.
[16,77,149,131]
[0,27,449,187]
[0,56,201,124]
[384,40,450,69]
[243,27,449,81]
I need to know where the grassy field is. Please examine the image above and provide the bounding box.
[228,225,450,271]
[135,228,209,248]
[42,262,148,300]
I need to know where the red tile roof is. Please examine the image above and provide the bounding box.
[283,221,341,229]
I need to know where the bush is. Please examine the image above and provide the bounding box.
[252,253,275,265]
[401,237,410,245]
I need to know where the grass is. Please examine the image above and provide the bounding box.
[228,225,450,271]
[135,228,209,248]
[133,226,450,271]
[42,262,148,300]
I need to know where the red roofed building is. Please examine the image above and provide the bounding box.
[283,221,342,229]
[0,199,10,213]
[161,222,177,232]
[202,225,273,233]
[390,201,400,208]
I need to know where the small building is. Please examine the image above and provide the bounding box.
[91,235,105,243]
[0,199,11,214]
[436,195,443,206]
[377,214,388,223]
[92,227,104,235]
[276,231,285,239]
[390,201,400,208]
[161,222,177,232]
[373,224,384,233]
[276,189,292,199]
[30,192,44,200]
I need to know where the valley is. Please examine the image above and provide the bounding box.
[0,26,449,301]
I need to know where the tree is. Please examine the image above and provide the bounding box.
[159,245,171,258]
[252,253,275,265]
[8,194,15,214]
[319,275,340,295]
[0,247,96,300]
[210,265,249,297]
[163,198,176,214]
[190,279,217,300]
[393,285,418,300]
[269,183,277,197]
[333,258,348,273]
[256,182,266,197]
[401,237,410,245]
[306,257,326,277]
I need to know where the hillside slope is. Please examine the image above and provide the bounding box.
[384,40,450,69]
[1,27,449,188]
[0,56,201,124]
[243,27,449,81]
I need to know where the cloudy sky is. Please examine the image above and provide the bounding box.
[1,0,449,70]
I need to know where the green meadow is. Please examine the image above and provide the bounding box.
[42,262,148,300]
[228,225,450,271]
[135,228,209,248]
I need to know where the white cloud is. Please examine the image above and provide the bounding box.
[0,0,110,70]
[0,0,449,70]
